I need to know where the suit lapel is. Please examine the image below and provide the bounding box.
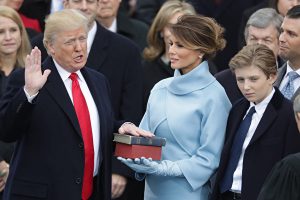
[81,68,107,156]
[43,58,82,137]
[249,90,283,144]
[274,64,287,87]
[218,100,249,174]
[224,100,249,151]
[86,23,109,71]
[249,104,277,145]
[292,87,300,101]
[81,67,104,131]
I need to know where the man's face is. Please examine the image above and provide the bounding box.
[246,25,280,57]
[64,0,98,22]
[97,0,121,19]
[279,17,300,67]
[47,27,88,73]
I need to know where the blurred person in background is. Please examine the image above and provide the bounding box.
[0,5,31,199]
[274,5,300,101]
[97,0,149,52]
[216,8,283,104]
[134,0,165,25]
[239,0,300,48]
[19,0,51,31]
[0,0,42,34]
[187,0,262,71]
[270,0,300,16]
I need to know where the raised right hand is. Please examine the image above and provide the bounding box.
[0,161,9,192]
[24,47,51,96]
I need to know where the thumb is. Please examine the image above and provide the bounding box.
[43,69,51,78]
[41,69,51,84]
[142,158,153,166]
[117,157,126,162]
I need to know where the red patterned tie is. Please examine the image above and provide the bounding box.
[69,73,94,200]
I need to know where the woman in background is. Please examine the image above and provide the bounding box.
[120,14,231,200]
[0,5,31,198]
[0,0,41,33]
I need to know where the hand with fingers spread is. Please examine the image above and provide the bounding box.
[0,161,9,192]
[118,122,154,137]
[117,157,183,177]
[24,47,51,96]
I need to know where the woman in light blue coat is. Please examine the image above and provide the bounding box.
[119,14,232,200]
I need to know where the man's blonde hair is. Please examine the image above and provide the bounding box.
[43,9,89,54]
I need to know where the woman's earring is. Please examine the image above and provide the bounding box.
[160,32,164,38]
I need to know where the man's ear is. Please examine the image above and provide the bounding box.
[46,41,55,55]
[269,73,277,85]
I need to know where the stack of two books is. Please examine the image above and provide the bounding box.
[113,134,166,160]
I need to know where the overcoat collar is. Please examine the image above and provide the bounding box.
[227,88,284,146]
[167,61,215,95]
[42,57,104,141]
[86,22,109,71]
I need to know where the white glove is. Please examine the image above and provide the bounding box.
[117,157,183,177]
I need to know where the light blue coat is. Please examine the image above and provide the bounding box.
[139,61,231,200]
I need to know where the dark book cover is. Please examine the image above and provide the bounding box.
[114,143,163,160]
[113,134,166,147]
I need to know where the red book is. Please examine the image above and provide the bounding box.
[115,143,163,160]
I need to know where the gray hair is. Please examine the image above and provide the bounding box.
[43,9,89,54]
[244,8,283,41]
[294,94,300,113]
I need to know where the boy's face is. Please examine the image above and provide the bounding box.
[235,65,276,104]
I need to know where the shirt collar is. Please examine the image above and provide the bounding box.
[285,62,300,78]
[250,87,275,116]
[107,18,117,33]
[53,59,84,82]
[87,21,97,55]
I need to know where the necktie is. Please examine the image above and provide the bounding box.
[220,107,256,193]
[69,73,94,200]
[281,71,299,100]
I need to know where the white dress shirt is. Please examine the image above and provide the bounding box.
[87,21,97,55]
[279,62,300,92]
[51,0,63,13]
[107,18,117,33]
[231,88,275,193]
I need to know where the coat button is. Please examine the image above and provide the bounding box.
[75,178,81,184]
[79,142,84,149]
